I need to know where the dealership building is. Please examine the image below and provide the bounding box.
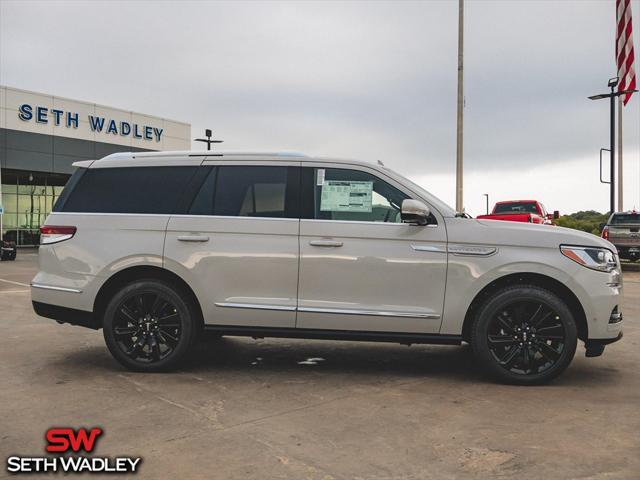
[0,86,191,245]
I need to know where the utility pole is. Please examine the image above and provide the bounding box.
[617,96,623,211]
[455,0,464,213]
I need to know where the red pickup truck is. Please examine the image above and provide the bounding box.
[477,200,559,224]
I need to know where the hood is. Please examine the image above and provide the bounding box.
[446,218,615,251]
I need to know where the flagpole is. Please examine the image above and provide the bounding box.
[617,95,623,211]
[455,0,464,213]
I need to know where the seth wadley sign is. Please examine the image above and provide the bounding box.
[18,104,164,142]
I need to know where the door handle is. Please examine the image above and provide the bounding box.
[177,235,210,242]
[309,240,343,247]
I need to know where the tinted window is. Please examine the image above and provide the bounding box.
[59,166,198,214]
[310,168,409,223]
[611,213,640,224]
[189,166,298,218]
[494,202,538,214]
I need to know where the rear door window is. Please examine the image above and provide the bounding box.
[188,166,300,218]
[58,166,198,214]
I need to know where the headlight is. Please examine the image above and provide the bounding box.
[560,245,617,273]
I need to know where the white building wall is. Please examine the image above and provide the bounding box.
[0,86,191,151]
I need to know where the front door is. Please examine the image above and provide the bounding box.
[297,165,448,333]
[164,162,301,328]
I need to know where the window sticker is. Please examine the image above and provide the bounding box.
[316,169,325,186]
[320,180,373,212]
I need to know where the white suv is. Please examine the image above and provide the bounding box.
[31,151,624,384]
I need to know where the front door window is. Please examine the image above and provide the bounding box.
[312,168,408,223]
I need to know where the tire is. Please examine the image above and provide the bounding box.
[470,285,577,385]
[103,279,199,372]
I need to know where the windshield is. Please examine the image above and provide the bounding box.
[494,202,538,214]
[611,213,640,225]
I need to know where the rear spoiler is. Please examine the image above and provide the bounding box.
[71,160,96,168]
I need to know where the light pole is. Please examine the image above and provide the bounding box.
[483,193,489,215]
[194,129,223,151]
[588,77,637,214]
[455,0,464,213]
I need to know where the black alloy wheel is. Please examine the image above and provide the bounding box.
[471,285,577,385]
[103,280,197,371]
[113,292,182,363]
[487,300,566,376]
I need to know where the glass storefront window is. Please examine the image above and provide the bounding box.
[1,170,71,246]
[1,212,18,229]
[2,193,18,213]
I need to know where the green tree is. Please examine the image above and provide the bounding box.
[555,210,608,236]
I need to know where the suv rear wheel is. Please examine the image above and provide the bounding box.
[470,285,577,385]
[103,279,198,372]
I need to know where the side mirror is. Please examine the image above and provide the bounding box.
[401,199,430,226]
[553,210,560,220]
[599,223,606,232]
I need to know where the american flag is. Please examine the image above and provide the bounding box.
[617,0,636,105]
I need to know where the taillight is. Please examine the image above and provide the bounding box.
[40,226,77,245]
[602,226,609,241]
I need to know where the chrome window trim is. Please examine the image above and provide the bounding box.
[301,218,438,227]
[30,283,83,294]
[52,212,299,222]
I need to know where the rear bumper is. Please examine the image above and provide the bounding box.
[32,301,100,330]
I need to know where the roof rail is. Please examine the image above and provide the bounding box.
[126,151,308,160]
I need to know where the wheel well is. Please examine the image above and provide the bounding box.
[461,273,588,342]
[93,266,204,329]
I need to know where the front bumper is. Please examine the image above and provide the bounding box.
[584,332,623,357]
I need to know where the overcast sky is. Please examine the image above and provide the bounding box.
[1,0,639,216]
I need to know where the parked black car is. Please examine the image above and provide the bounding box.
[1,240,17,261]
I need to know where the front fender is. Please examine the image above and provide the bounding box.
[439,245,582,335]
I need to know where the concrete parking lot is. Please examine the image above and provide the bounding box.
[1,252,638,479]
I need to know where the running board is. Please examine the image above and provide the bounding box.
[203,325,462,345]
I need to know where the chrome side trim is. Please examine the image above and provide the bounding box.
[411,244,447,253]
[30,283,83,294]
[215,302,296,312]
[448,245,497,257]
[216,302,439,318]
[298,306,440,319]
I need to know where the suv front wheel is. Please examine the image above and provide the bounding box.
[103,279,198,372]
[471,285,578,385]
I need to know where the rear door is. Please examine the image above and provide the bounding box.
[46,160,202,312]
[164,161,301,328]
[296,164,448,334]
